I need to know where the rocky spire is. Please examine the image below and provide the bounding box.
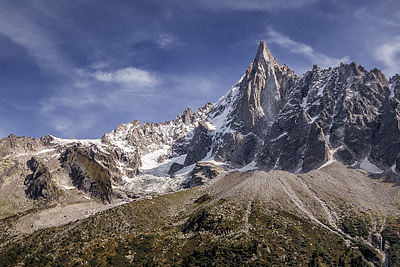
[182,108,193,125]
[253,40,275,67]
[233,41,294,136]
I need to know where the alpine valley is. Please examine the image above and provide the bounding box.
[1,41,400,266]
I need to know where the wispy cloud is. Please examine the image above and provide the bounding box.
[0,2,166,137]
[92,67,159,87]
[90,61,109,70]
[375,35,400,77]
[41,66,161,112]
[53,116,73,134]
[266,29,350,69]
[0,2,70,75]
[354,6,400,27]
[155,33,183,48]
[201,0,319,11]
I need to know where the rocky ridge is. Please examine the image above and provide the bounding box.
[1,162,399,266]
[1,41,400,266]
[1,41,400,211]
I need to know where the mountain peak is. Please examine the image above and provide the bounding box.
[254,40,274,65]
[225,41,296,137]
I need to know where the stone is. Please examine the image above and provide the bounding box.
[25,157,58,205]
[168,162,184,175]
[302,123,330,172]
[185,162,221,188]
[182,108,193,126]
[61,146,113,203]
[184,121,213,166]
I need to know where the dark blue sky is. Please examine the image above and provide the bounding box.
[0,0,399,139]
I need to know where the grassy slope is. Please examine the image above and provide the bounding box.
[0,163,399,266]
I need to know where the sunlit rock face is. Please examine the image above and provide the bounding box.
[1,41,399,209]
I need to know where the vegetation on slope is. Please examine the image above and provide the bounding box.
[0,187,383,267]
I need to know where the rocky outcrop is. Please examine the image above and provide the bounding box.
[96,41,400,176]
[61,146,113,203]
[25,157,58,204]
[302,123,330,172]
[204,44,400,174]
[168,162,184,175]
[2,40,400,211]
[213,132,262,167]
[182,108,193,126]
[232,41,296,136]
[0,134,44,158]
[184,121,214,166]
[185,162,221,188]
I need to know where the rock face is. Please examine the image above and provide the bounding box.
[184,121,214,166]
[196,42,400,174]
[1,40,400,210]
[233,41,296,136]
[25,157,58,205]
[185,161,221,188]
[2,41,400,267]
[61,146,113,203]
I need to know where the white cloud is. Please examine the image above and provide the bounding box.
[54,117,73,133]
[375,35,400,77]
[266,29,350,69]
[42,112,102,138]
[354,6,400,27]
[201,0,319,11]
[0,2,70,75]
[40,90,99,113]
[90,61,109,70]
[155,33,182,48]
[40,66,161,114]
[92,67,159,87]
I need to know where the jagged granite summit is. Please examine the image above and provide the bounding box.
[2,41,400,267]
[1,41,399,209]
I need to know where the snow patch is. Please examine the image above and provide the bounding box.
[294,167,303,174]
[34,148,56,155]
[391,164,397,173]
[174,154,187,165]
[209,80,242,134]
[300,94,308,108]
[310,115,318,123]
[51,136,102,146]
[140,145,170,170]
[270,132,288,142]
[360,158,384,174]
[204,121,216,130]
[63,185,75,190]
[389,83,395,98]
[318,159,337,170]
[237,161,258,172]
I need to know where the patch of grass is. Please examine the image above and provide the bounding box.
[182,208,231,235]
[0,187,384,267]
[194,193,212,204]
[339,211,370,239]
[381,218,400,267]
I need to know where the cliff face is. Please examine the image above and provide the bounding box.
[61,147,113,204]
[25,157,58,205]
[1,41,400,266]
[1,41,400,212]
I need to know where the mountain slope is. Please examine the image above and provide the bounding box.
[1,41,400,211]
[1,40,400,266]
[0,162,399,266]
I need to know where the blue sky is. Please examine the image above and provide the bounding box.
[0,0,399,139]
